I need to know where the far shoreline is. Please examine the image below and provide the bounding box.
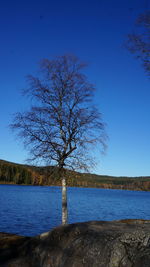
[1,181,150,192]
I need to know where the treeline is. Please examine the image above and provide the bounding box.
[0,160,71,186]
[0,160,32,184]
[0,159,150,191]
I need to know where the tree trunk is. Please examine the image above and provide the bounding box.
[62,177,68,225]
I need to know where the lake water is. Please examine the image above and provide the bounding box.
[0,184,150,236]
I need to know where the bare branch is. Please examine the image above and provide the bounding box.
[10,54,106,172]
[126,10,150,77]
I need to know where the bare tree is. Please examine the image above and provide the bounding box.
[11,54,106,225]
[126,11,150,77]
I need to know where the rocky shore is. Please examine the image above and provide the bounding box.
[1,219,150,266]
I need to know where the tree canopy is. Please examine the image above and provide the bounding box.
[11,54,106,172]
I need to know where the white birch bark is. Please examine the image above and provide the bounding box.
[62,177,68,225]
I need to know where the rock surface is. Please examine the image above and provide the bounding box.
[1,220,150,266]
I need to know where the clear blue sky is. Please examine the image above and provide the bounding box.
[0,0,150,177]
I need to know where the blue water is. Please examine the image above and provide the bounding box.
[0,185,150,236]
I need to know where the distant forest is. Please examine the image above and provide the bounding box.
[0,159,150,191]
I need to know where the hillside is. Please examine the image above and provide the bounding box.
[0,159,150,191]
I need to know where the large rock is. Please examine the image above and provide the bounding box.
[1,220,150,266]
